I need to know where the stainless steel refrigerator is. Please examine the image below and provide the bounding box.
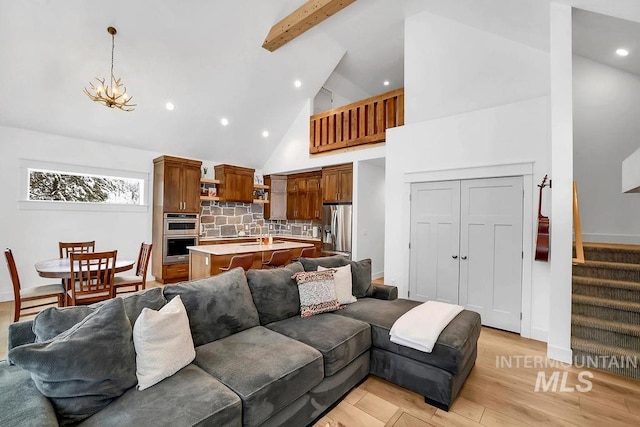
[322,204,352,259]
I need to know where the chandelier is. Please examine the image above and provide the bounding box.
[83,27,136,111]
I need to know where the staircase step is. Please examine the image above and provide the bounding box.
[572,260,640,282]
[572,314,640,351]
[571,337,640,379]
[579,242,640,264]
[572,294,640,325]
[572,276,640,302]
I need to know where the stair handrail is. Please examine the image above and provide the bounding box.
[573,181,585,264]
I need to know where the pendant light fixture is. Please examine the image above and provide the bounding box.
[83,27,136,111]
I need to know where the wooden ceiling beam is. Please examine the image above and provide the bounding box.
[262,0,357,52]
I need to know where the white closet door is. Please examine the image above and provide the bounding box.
[459,177,523,333]
[409,181,460,303]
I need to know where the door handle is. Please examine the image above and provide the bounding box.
[452,255,458,259]
[461,256,467,260]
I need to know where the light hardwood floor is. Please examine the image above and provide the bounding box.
[2,283,640,426]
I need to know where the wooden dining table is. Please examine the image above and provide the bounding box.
[35,258,135,279]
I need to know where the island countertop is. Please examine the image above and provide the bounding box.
[188,240,313,256]
[198,234,320,243]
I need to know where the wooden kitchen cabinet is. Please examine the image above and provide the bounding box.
[214,164,255,203]
[153,155,202,213]
[308,188,322,220]
[265,175,287,220]
[287,171,322,220]
[322,163,353,203]
[152,155,202,284]
[307,176,322,220]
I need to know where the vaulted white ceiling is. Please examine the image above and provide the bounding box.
[573,9,640,77]
[0,0,553,168]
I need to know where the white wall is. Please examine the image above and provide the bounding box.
[321,72,373,110]
[573,55,640,243]
[623,146,640,193]
[0,126,219,302]
[353,159,385,278]
[0,126,156,301]
[404,11,549,125]
[385,97,551,340]
[386,10,552,341]
[548,2,574,363]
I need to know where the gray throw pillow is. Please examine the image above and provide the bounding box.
[298,255,349,272]
[33,287,166,342]
[9,298,137,425]
[246,262,304,324]
[163,268,260,346]
[348,258,373,298]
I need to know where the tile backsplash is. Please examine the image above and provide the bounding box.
[200,201,321,238]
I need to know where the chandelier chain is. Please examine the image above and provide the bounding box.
[110,33,115,88]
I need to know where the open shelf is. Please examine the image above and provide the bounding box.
[252,199,269,204]
[254,184,270,190]
[201,178,221,184]
[200,196,220,201]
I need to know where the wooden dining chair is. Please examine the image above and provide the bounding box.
[262,250,291,269]
[4,249,65,322]
[299,247,316,258]
[220,253,255,273]
[59,241,95,258]
[68,250,117,306]
[113,243,152,295]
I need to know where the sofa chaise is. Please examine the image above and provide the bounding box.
[1,256,480,426]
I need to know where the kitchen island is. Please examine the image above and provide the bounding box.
[188,240,315,279]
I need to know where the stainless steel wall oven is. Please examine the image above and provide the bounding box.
[163,213,198,264]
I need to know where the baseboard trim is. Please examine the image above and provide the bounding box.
[0,291,13,303]
[547,345,573,363]
[529,327,548,343]
[372,271,384,280]
[581,233,640,245]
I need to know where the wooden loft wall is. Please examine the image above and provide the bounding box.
[309,88,404,154]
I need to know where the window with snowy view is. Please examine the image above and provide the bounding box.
[28,169,143,205]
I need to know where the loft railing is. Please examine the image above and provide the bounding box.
[309,88,404,154]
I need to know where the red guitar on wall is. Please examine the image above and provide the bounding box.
[535,175,550,262]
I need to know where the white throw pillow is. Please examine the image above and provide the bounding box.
[133,295,195,391]
[319,264,357,305]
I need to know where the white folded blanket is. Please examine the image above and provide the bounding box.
[390,300,464,353]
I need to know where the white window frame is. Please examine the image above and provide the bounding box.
[18,159,149,213]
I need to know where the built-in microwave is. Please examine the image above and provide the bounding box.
[164,213,199,235]
[163,235,198,265]
[163,213,199,264]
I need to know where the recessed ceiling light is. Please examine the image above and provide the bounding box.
[616,48,629,57]
[165,102,175,111]
[294,80,302,88]
[383,80,390,86]
[262,130,269,138]
[220,118,229,126]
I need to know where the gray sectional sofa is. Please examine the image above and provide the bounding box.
[1,257,480,426]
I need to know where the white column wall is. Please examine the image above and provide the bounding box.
[548,2,574,363]
[353,160,385,278]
